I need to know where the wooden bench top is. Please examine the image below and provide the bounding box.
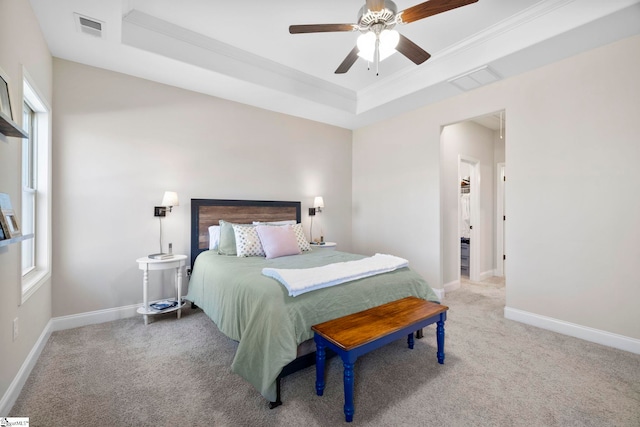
[311,296,448,352]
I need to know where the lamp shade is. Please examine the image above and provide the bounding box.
[356,32,376,62]
[379,29,399,59]
[357,29,399,62]
[313,196,324,209]
[161,191,179,207]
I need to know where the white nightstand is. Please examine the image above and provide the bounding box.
[136,254,187,325]
[310,242,337,250]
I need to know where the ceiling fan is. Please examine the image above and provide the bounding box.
[289,0,479,75]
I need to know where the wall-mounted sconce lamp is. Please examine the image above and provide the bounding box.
[308,196,324,216]
[309,196,324,243]
[153,191,179,255]
[154,191,179,217]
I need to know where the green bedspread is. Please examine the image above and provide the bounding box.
[186,249,439,402]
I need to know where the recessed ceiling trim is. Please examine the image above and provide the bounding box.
[357,0,570,100]
[356,0,638,114]
[357,0,627,102]
[435,0,577,59]
[122,10,356,109]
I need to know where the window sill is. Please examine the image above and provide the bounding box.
[22,268,50,305]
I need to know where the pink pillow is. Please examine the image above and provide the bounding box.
[256,225,301,259]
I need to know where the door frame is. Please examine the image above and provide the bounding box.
[496,162,505,276]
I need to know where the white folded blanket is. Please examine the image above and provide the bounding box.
[262,253,409,297]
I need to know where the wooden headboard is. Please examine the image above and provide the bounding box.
[190,199,302,267]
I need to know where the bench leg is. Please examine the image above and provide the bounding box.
[343,360,356,422]
[436,317,445,364]
[315,335,326,396]
[416,328,424,339]
[407,332,414,349]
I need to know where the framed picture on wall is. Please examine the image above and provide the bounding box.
[0,209,21,238]
[0,73,12,120]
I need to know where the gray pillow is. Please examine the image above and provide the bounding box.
[217,220,238,255]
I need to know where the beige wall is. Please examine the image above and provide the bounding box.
[353,34,640,340]
[52,59,353,317]
[0,0,52,410]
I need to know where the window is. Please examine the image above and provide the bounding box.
[21,75,51,303]
[22,102,36,274]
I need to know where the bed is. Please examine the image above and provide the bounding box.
[186,199,439,406]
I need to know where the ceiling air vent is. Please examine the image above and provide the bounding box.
[74,13,105,38]
[449,66,501,92]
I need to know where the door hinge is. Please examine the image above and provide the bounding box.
[470,225,473,230]
[503,254,506,260]
[503,215,506,221]
[503,175,506,181]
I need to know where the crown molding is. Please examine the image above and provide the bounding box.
[122,10,357,112]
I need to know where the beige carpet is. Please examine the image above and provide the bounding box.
[10,278,640,426]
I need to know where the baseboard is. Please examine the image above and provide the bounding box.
[0,319,53,416]
[479,270,494,281]
[51,303,140,332]
[504,307,640,355]
[443,280,461,295]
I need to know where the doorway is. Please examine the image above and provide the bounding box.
[440,110,506,292]
[459,155,480,282]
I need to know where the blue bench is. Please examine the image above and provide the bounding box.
[312,296,448,422]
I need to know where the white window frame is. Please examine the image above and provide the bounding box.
[21,71,51,304]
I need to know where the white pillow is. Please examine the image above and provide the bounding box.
[256,225,301,259]
[253,221,310,252]
[208,225,221,250]
[232,224,265,257]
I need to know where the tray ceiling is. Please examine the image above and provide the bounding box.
[30,0,640,129]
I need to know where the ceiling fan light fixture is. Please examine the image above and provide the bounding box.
[357,29,399,62]
[379,29,399,57]
[357,32,376,61]
[290,0,479,75]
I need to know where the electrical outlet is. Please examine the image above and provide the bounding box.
[13,317,19,341]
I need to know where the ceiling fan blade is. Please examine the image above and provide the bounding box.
[366,0,386,12]
[396,34,431,65]
[398,0,478,24]
[289,24,357,34]
[335,46,360,74]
